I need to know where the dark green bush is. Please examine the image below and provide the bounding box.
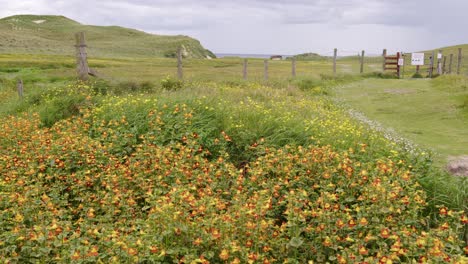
[294,78,321,91]
[39,93,87,127]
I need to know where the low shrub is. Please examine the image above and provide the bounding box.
[39,93,87,127]
[292,78,328,95]
[161,76,183,91]
[109,80,156,95]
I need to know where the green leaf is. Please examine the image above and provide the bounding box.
[289,237,304,248]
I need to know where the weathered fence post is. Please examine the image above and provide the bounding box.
[442,56,447,74]
[243,59,248,80]
[264,59,268,81]
[333,48,337,76]
[177,47,183,79]
[292,57,296,77]
[457,48,462,75]
[449,54,453,74]
[360,50,365,74]
[17,79,23,99]
[382,49,387,72]
[437,49,443,75]
[75,32,90,81]
[429,51,435,78]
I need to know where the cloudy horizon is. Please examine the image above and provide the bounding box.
[1,0,467,56]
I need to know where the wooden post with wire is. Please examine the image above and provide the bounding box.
[449,54,453,74]
[75,32,90,81]
[264,59,269,81]
[360,50,365,74]
[292,57,296,77]
[457,48,462,75]
[17,79,23,99]
[333,48,337,76]
[243,59,248,80]
[437,49,443,75]
[382,49,387,72]
[442,56,447,74]
[177,47,183,79]
[429,51,435,78]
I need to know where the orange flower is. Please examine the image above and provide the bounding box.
[322,236,332,247]
[149,246,158,254]
[71,250,80,260]
[336,219,345,229]
[379,256,391,264]
[358,246,368,255]
[380,228,390,239]
[193,237,202,246]
[439,207,448,216]
[359,217,368,226]
[460,214,468,224]
[127,248,138,255]
[87,246,99,257]
[219,249,229,260]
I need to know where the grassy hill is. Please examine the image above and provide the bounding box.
[287,52,327,61]
[420,43,468,57]
[0,15,215,59]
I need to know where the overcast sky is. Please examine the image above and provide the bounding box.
[1,0,467,55]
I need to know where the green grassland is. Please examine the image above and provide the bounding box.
[333,77,468,166]
[1,58,467,262]
[0,17,467,262]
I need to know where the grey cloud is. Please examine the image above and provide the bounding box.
[0,0,467,54]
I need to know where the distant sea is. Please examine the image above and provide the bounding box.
[215,53,292,59]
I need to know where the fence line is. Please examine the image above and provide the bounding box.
[68,33,468,80]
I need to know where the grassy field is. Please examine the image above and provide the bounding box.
[333,77,468,166]
[0,53,467,262]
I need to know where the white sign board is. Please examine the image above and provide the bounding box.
[437,53,442,59]
[398,58,404,66]
[411,53,425,66]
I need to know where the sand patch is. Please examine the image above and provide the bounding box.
[33,20,46,24]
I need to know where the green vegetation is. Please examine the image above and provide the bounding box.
[0,15,215,59]
[0,35,467,262]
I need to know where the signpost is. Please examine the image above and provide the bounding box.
[411,53,425,74]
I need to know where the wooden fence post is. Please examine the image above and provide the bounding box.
[457,48,462,75]
[442,56,447,74]
[382,49,387,72]
[264,59,268,81]
[292,57,296,77]
[75,32,90,81]
[177,47,183,79]
[449,54,453,74]
[243,59,248,80]
[333,48,337,76]
[437,49,443,75]
[429,51,435,78]
[17,79,23,99]
[360,50,365,73]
